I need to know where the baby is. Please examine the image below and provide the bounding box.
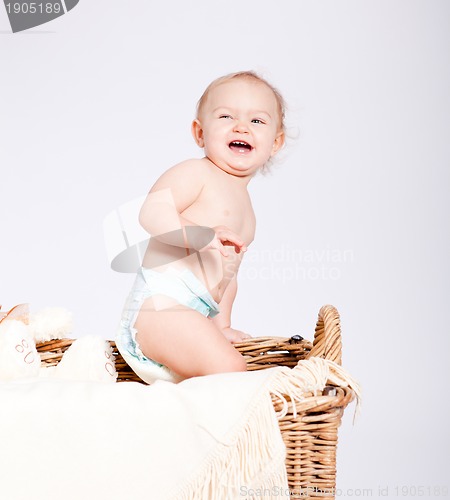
[116,71,286,384]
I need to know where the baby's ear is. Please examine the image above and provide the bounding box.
[191,119,205,148]
[271,130,285,157]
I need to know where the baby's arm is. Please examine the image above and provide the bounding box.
[212,277,251,343]
[139,160,246,254]
[139,160,205,244]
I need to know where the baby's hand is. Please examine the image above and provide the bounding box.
[200,226,247,257]
[221,327,252,344]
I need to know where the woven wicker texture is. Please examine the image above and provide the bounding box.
[36,304,354,499]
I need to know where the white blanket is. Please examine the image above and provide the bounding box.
[0,358,360,500]
[0,369,288,500]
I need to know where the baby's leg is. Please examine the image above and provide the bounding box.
[134,298,247,379]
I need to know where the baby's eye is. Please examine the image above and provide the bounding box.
[219,114,233,119]
[251,118,265,124]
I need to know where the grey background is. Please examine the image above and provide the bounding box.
[1,1,449,496]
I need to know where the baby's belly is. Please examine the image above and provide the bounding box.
[142,239,238,303]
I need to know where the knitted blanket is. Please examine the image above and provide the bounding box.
[0,359,360,500]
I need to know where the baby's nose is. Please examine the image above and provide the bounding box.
[233,120,249,133]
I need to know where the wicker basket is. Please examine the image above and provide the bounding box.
[36,304,354,499]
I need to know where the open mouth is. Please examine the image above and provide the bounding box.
[229,141,253,154]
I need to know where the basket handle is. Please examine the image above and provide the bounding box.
[307,304,342,365]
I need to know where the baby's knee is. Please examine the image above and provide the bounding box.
[220,353,247,374]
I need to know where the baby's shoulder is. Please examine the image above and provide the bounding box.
[151,158,212,195]
[167,158,211,178]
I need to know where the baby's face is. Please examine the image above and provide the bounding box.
[192,79,284,177]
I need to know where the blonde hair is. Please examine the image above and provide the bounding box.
[196,70,286,133]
